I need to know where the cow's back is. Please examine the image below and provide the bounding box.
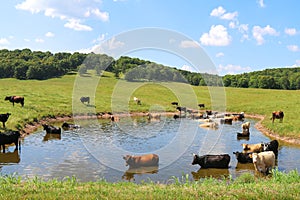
[203,154,230,168]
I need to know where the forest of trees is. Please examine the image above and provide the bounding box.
[0,48,299,89]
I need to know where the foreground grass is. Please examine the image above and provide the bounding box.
[0,71,299,139]
[0,170,299,199]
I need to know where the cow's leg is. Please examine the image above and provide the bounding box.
[2,144,5,153]
[2,122,5,128]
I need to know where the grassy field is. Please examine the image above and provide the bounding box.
[1,71,300,199]
[0,170,299,199]
[0,71,299,139]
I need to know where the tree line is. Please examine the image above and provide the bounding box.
[1,48,299,89]
[223,68,300,90]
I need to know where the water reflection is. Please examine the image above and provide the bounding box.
[43,133,61,141]
[191,168,230,180]
[122,166,159,182]
[0,149,20,164]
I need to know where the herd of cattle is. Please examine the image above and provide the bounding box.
[122,100,284,177]
[1,95,285,180]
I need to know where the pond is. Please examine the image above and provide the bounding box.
[1,115,299,183]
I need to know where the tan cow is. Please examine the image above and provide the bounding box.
[123,154,159,169]
[242,143,264,153]
[251,151,275,174]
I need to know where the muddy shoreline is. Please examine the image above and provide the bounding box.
[21,112,300,146]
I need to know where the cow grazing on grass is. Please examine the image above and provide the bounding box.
[123,154,159,169]
[233,151,253,163]
[251,151,275,174]
[133,97,141,105]
[42,124,61,134]
[242,142,264,153]
[263,140,279,158]
[271,111,284,123]
[0,113,11,128]
[4,96,24,107]
[198,104,205,108]
[80,96,90,104]
[191,154,230,169]
[171,102,178,106]
[0,130,20,153]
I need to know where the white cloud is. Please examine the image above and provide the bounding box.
[285,28,297,36]
[79,36,125,54]
[252,25,279,45]
[0,38,10,45]
[15,0,109,31]
[210,6,238,20]
[258,0,266,8]
[210,6,226,17]
[218,64,252,75]
[179,40,200,48]
[287,45,299,52]
[216,52,224,58]
[64,19,93,31]
[296,60,300,65]
[200,25,231,46]
[35,38,44,43]
[45,32,55,37]
[181,65,198,72]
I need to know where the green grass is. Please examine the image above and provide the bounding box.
[0,170,299,199]
[0,71,299,139]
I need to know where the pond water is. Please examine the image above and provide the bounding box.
[1,116,299,183]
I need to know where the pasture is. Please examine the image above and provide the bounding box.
[0,71,299,141]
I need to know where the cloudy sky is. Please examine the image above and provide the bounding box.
[1,0,299,75]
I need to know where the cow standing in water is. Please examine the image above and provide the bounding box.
[5,96,24,107]
[123,154,159,169]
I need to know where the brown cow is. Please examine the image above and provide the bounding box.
[5,96,24,107]
[123,154,159,169]
[242,143,264,153]
[271,111,284,123]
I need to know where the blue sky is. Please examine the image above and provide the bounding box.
[0,0,299,75]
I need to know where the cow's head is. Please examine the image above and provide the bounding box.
[123,155,133,166]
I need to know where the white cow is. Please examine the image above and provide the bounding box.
[251,151,275,174]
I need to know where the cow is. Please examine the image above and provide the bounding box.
[271,111,284,123]
[199,121,218,129]
[250,151,275,174]
[42,124,61,134]
[233,151,253,163]
[171,102,179,106]
[4,96,24,107]
[176,106,187,113]
[147,113,161,121]
[242,142,264,153]
[191,154,230,169]
[61,122,80,130]
[220,117,233,125]
[198,104,205,108]
[238,121,250,137]
[133,97,141,105]
[0,113,11,128]
[232,112,245,121]
[0,130,20,153]
[80,96,90,104]
[263,140,279,158]
[123,154,159,169]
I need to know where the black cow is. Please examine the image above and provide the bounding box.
[233,151,253,163]
[176,106,186,113]
[42,124,61,134]
[198,104,205,108]
[80,96,90,104]
[171,102,178,106]
[61,122,80,130]
[191,154,230,169]
[0,113,11,128]
[0,130,20,153]
[263,140,279,158]
[4,96,24,107]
